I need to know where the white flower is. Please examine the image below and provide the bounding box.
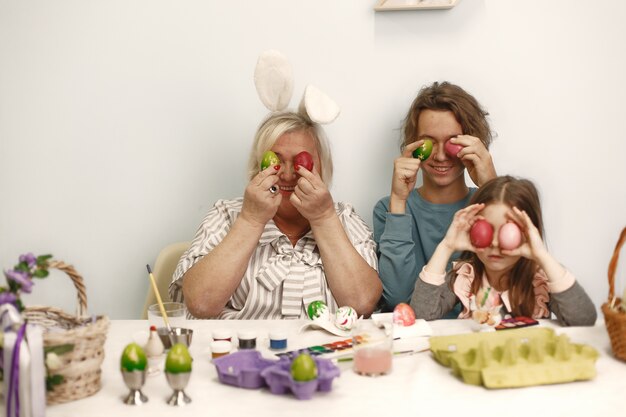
[45,352,63,371]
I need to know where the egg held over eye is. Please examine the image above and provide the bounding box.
[412,139,433,161]
[260,150,280,171]
[470,219,494,248]
[444,139,464,159]
[293,151,314,171]
[498,222,522,250]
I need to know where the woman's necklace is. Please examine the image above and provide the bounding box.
[283,229,310,238]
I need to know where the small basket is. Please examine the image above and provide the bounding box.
[601,227,626,361]
[22,260,110,405]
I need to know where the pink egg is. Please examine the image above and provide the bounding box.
[470,219,494,248]
[393,303,416,327]
[498,222,522,250]
[444,140,464,159]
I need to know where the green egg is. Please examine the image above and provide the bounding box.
[120,343,147,372]
[412,139,433,161]
[291,353,318,382]
[260,150,280,171]
[165,343,192,374]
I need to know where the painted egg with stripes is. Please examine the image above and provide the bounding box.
[307,300,330,321]
[334,306,357,331]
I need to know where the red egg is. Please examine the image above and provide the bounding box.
[444,140,464,159]
[293,151,314,171]
[392,303,416,327]
[470,219,494,248]
[498,222,522,250]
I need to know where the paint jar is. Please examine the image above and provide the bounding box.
[211,329,232,342]
[237,330,257,350]
[268,331,288,350]
[210,340,232,360]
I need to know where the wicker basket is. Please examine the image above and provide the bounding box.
[601,227,626,362]
[22,260,109,405]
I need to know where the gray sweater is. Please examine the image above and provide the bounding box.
[410,267,597,326]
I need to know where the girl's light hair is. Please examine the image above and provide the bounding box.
[247,111,333,186]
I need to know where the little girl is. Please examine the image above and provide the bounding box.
[410,176,597,326]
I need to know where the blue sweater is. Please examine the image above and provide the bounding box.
[373,188,475,311]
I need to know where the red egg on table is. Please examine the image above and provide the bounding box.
[470,219,494,248]
[293,151,314,171]
[392,303,416,327]
[498,222,522,250]
[444,139,464,159]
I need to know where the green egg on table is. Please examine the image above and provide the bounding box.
[120,343,147,372]
[166,343,193,373]
[260,150,280,170]
[412,139,433,161]
[291,353,318,382]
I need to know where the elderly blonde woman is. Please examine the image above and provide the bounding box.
[169,111,381,319]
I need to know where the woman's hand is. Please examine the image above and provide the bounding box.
[240,165,282,227]
[290,166,335,225]
[501,207,548,261]
[452,135,496,187]
[388,141,424,213]
[442,203,486,253]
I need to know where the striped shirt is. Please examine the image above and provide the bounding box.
[169,198,378,320]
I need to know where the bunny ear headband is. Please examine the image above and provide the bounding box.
[253,50,340,124]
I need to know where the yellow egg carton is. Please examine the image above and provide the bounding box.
[429,328,598,388]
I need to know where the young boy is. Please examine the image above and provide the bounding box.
[373,81,497,311]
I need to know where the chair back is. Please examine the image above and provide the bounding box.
[141,241,190,319]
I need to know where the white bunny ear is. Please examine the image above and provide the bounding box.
[298,85,340,124]
[254,50,294,112]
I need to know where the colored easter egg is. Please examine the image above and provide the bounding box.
[393,303,416,327]
[470,219,494,248]
[412,139,433,161]
[291,353,318,382]
[260,150,280,171]
[307,300,330,321]
[120,343,147,372]
[444,139,464,158]
[165,343,192,374]
[499,222,522,250]
[293,151,314,171]
[334,306,358,331]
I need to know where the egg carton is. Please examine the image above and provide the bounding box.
[213,350,341,399]
[429,328,598,388]
[213,350,277,389]
[260,356,341,400]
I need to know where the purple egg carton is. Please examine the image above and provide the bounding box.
[260,356,341,400]
[213,350,278,389]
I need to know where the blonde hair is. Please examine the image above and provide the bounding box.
[247,111,333,186]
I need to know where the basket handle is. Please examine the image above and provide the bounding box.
[49,259,88,318]
[608,227,626,301]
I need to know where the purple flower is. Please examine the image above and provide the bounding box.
[0,291,17,307]
[19,252,37,268]
[4,269,34,293]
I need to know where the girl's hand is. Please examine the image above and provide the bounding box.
[442,203,485,252]
[290,165,335,225]
[240,165,282,226]
[388,141,424,213]
[501,207,548,261]
[452,135,497,186]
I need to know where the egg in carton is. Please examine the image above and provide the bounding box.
[429,328,599,388]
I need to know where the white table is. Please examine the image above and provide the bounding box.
[46,319,626,417]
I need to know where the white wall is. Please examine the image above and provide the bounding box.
[1,0,625,319]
